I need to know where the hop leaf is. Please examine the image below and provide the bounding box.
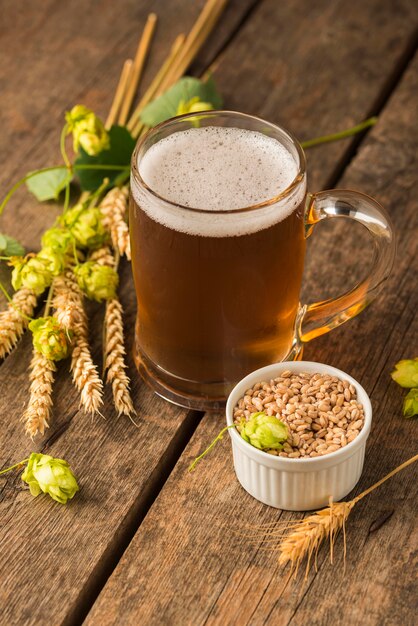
[240,412,288,450]
[29,316,72,361]
[21,453,79,504]
[9,255,53,295]
[403,388,418,418]
[391,358,418,388]
[65,105,109,156]
[74,261,118,302]
[61,204,107,249]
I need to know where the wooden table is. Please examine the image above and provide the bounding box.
[1,1,417,624]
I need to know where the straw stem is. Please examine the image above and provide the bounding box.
[118,13,158,126]
[106,59,134,129]
[127,33,185,132]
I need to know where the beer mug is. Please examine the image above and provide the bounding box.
[129,111,394,410]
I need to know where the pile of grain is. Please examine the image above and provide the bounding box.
[233,370,365,458]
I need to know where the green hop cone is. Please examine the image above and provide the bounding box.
[391,358,418,388]
[176,96,214,116]
[61,204,107,249]
[29,316,72,361]
[403,388,418,418]
[74,261,118,302]
[41,227,72,253]
[240,412,288,450]
[37,246,66,276]
[65,104,109,156]
[21,453,79,504]
[10,255,53,295]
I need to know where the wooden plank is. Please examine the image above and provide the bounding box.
[84,19,418,626]
[0,1,256,624]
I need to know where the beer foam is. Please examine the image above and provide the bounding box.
[132,126,305,237]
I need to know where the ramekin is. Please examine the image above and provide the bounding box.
[226,361,372,511]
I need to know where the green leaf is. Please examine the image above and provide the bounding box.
[26,168,72,201]
[140,76,223,127]
[75,125,135,191]
[0,232,25,256]
[403,388,418,418]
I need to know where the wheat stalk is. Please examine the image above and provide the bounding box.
[23,350,56,438]
[104,298,136,419]
[276,454,418,580]
[59,267,104,415]
[90,245,136,419]
[99,186,131,260]
[0,288,37,358]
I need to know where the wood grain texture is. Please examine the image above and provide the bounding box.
[84,33,418,626]
[0,1,257,624]
[211,0,418,192]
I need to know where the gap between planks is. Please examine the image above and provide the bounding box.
[62,408,204,626]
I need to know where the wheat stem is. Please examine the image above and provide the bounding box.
[127,33,185,133]
[118,13,157,125]
[106,59,134,129]
[91,246,136,419]
[276,453,418,579]
[353,453,418,503]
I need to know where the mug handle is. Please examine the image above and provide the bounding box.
[297,189,396,343]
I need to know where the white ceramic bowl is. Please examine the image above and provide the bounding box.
[226,361,372,511]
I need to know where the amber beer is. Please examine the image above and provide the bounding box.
[130,122,307,407]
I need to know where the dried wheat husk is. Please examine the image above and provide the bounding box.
[245,454,418,582]
[23,349,56,438]
[0,288,37,358]
[52,269,84,330]
[91,245,136,419]
[104,297,136,419]
[99,187,131,260]
[57,267,104,415]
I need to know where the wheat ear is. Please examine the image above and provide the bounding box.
[278,453,418,579]
[0,288,37,358]
[52,270,84,329]
[60,268,104,415]
[99,186,131,260]
[104,298,136,418]
[90,246,136,419]
[23,350,56,438]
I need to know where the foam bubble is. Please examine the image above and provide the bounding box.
[132,126,305,237]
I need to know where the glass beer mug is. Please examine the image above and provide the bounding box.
[129,111,395,410]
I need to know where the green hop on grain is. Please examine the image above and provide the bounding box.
[65,104,109,156]
[61,204,107,249]
[21,453,79,504]
[403,388,418,418]
[74,261,118,302]
[37,246,67,276]
[176,96,214,116]
[9,255,53,295]
[29,316,72,361]
[41,227,72,254]
[240,412,288,450]
[391,358,418,388]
